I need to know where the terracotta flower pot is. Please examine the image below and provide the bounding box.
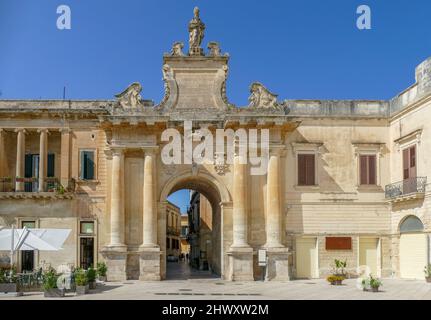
[371,287,379,292]
[426,277,431,283]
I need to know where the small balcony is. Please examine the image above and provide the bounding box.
[385,177,427,202]
[0,177,75,199]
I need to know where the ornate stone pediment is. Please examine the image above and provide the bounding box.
[248,82,280,109]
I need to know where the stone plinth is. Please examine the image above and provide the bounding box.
[101,245,127,282]
[265,247,290,281]
[227,247,254,281]
[139,247,161,281]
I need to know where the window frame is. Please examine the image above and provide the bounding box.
[78,149,97,181]
[353,143,384,189]
[291,142,322,188]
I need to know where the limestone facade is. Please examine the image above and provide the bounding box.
[1,9,431,281]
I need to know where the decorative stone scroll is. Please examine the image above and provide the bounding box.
[248,82,279,109]
[115,83,143,109]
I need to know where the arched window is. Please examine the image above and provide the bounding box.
[400,216,424,233]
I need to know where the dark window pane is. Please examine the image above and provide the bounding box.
[47,154,55,177]
[81,151,95,180]
[80,238,94,269]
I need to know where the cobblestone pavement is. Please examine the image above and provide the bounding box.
[1,262,431,300]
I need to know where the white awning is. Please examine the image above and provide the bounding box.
[0,228,71,251]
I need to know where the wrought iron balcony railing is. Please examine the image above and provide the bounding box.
[385,177,427,200]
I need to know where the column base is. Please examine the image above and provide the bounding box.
[227,246,254,281]
[101,245,128,282]
[138,246,161,281]
[264,247,291,281]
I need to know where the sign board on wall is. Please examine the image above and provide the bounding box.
[325,237,352,250]
[258,249,267,266]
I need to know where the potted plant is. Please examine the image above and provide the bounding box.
[362,275,382,292]
[326,275,345,286]
[43,268,65,298]
[424,264,431,283]
[326,259,348,286]
[87,266,97,289]
[0,267,20,295]
[74,268,89,295]
[97,262,108,282]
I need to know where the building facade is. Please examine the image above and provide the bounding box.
[166,201,181,262]
[180,215,190,257]
[187,191,213,270]
[1,8,431,281]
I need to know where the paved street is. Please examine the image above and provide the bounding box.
[1,262,431,300]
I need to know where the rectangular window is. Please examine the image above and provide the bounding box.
[80,221,95,235]
[298,154,316,186]
[80,150,95,180]
[403,146,417,180]
[359,155,377,185]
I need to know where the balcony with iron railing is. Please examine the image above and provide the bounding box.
[0,177,75,199]
[385,177,427,202]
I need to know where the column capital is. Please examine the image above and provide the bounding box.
[269,144,286,157]
[142,146,159,155]
[59,128,72,134]
[109,147,125,156]
[14,128,27,134]
[37,128,50,134]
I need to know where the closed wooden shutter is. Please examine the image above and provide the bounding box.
[403,148,410,180]
[368,155,376,185]
[359,155,376,185]
[360,156,368,185]
[298,154,307,185]
[409,146,416,178]
[298,154,315,186]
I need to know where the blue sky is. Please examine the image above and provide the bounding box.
[1,0,430,211]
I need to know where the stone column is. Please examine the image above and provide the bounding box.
[232,153,248,247]
[139,148,161,281]
[142,150,157,247]
[110,148,125,246]
[15,129,26,192]
[263,147,290,281]
[38,129,48,192]
[60,129,71,189]
[101,148,127,282]
[227,148,254,281]
[265,152,282,247]
[0,129,5,178]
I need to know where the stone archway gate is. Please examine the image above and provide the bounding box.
[99,8,298,281]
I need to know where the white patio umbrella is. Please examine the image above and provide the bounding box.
[0,227,71,268]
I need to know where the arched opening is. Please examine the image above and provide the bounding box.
[399,215,427,279]
[399,215,424,233]
[160,172,229,280]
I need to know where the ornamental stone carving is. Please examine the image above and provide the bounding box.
[248,82,279,109]
[208,42,221,57]
[115,83,143,109]
[188,7,205,56]
[171,42,185,57]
